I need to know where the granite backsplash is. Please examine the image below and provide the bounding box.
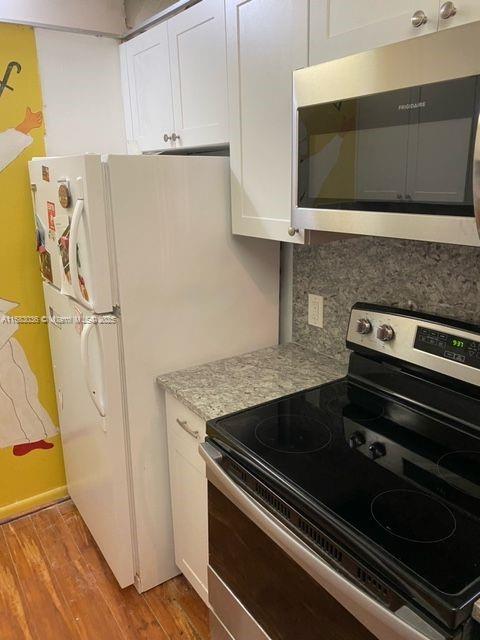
[292,237,480,364]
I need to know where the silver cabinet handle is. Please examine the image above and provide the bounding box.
[411,9,428,27]
[176,418,199,440]
[171,133,181,142]
[164,133,172,142]
[288,226,298,237]
[440,1,457,19]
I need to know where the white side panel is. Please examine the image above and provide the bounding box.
[168,0,228,148]
[43,283,134,587]
[29,155,114,313]
[35,30,127,157]
[107,154,279,590]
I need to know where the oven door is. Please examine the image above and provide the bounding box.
[200,441,447,640]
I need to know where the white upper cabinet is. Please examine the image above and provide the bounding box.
[310,0,480,65]
[437,0,480,30]
[168,0,228,148]
[121,23,175,153]
[226,0,309,242]
[120,0,228,152]
[309,0,440,65]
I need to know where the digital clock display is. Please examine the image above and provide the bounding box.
[414,327,480,370]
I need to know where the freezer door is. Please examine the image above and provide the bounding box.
[29,155,114,313]
[43,283,134,587]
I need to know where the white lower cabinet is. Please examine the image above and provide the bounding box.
[165,393,208,605]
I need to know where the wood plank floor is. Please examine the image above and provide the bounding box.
[0,501,210,640]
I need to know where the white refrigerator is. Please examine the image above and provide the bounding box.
[28,154,279,591]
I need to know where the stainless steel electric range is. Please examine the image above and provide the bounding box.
[201,303,480,640]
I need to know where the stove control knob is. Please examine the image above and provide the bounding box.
[356,318,372,335]
[348,431,365,449]
[368,442,386,460]
[377,324,395,342]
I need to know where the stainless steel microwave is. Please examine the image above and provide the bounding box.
[292,21,480,246]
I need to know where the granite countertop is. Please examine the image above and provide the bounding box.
[156,343,347,421]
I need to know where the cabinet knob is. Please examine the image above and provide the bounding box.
[171,133,181,142]
[411,9,428,27]
[440,1,457,19]
[288,226,298,237]
[164,134,172,142]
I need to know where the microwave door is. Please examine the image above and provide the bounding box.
[405,76,478,205]
[355,90,411,204]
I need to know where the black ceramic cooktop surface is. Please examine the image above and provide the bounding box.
[207,378,480,599]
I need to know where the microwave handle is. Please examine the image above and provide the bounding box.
[474,110,480,239]
[200,441,441,640]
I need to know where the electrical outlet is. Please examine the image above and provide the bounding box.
[308,294,324,328]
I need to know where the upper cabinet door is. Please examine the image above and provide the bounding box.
[120,23,175,152]
[226,0,309,243]
[309,0,439,65]
[168,0,228,148]
[437,0,480,30]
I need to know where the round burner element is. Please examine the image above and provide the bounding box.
[371,490,456,544]
[325,396,384,422]
[437,451,480,499]
[255,414,332,454]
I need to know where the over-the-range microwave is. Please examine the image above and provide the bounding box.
[292,21,480,247]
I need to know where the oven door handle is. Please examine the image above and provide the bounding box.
[200,441,443,640]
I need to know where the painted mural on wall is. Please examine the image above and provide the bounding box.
[0,24,66,517]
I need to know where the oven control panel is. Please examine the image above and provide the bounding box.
[346,304,480,387]
[414,327,480,370]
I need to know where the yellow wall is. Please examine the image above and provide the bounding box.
[0,24,66,519]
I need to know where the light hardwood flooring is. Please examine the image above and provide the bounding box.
[0,500,210,640]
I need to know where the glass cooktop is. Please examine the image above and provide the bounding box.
[207,378,480,599]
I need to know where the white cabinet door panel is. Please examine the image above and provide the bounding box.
[310,0,439,65]
[166,393,208,605]
[438,0,480,30]
[226,0,308,242]
[168,0,228,148]
[121,23,175,152]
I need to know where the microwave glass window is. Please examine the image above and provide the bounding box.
[297,75,480,215]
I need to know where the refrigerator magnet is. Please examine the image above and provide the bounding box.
[47,201,56,232]
[58,183,71,208]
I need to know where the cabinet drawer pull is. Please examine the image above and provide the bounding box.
[176,418,199,440]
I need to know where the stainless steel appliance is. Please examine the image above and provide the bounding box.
[292,21,480,246]
[201,303,480,640]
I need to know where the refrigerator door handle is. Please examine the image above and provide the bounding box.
[80,320,107,420]
[69,197,94,311]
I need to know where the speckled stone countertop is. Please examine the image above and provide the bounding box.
[156,343,347,421]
